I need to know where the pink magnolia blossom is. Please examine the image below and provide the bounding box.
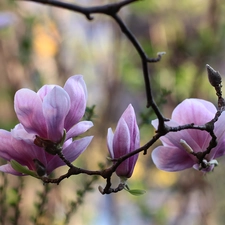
[14,75,92,144]
[0,129,92,176]
[0,75,94,176]
[152,98,225,172]
[107,104,140,179]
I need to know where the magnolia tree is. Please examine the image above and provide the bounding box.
[0,0,225,224]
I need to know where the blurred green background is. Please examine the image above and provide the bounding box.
[1,0,225,224]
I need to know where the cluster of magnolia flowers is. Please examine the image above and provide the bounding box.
[0,75,225,182]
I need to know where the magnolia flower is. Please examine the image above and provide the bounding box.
[152,98,225,172]
[107,104,140,180]
[0,75,94,176]
[14,75,93,149]
[0,129,92,176]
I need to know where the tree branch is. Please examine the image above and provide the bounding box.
[19,0,165,114]
[20,0,139,20]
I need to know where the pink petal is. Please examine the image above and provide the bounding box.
[113,118,131,176]
[0,130,36,171]
[107,128,114,158]
[172,98,216,125]
[152,146,195,172]
[214,111,225,143]
[0,130,43,171]
[113,118,130,159]
[0,129,34,163]
[212,139,225,159]
[172,99,216,149]
[120,104,135,131]
[10,125,51,171]
[63,138,72,149]
[64,75,87,131]
[42,86,70,142]
[121,104,140,151]
[14,89,47,137]
[209,112,225,159]
[10,140,43,170]
[163,129,208,153]
[66,121,93,140]
[62,136,93,161]
[37,85,55,100]
[0,164,22,176]
[126,133,139,178]
[47,136,93,173]
[11,123,35,144]
[0,130,14,160]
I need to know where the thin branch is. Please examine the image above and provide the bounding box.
[39,115,221,193]
[57,151,74,168]
[109,14,166,113]
[20,0,139,20]
[41,132,162,194]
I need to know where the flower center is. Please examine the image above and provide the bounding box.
[180,139,194,154]
[180,139,219,170]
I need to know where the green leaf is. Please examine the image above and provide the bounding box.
[10,160,38,178]
[125,188,146,196]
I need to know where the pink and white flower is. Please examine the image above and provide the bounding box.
[14,75,92,143]
[151,98,225,172]
[0,75,93,176]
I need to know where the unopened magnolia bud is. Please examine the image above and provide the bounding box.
[206,64,222,87]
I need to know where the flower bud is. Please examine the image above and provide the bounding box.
[107,104,140,178]
[206,64,222,87]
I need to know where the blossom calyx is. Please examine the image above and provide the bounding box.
[34,129,66,155]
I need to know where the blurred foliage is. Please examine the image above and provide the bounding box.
[1,0,225,224]
[83,105,96,121]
